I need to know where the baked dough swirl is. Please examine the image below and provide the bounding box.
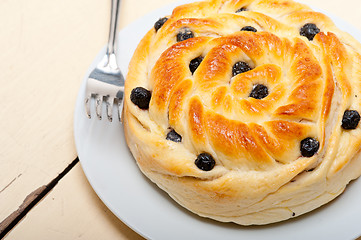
[124,0,361,225]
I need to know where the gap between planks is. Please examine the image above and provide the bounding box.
[0,158,79,239]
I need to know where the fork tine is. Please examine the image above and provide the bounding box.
[105,96,114,122]
[95,94,103,120]
[85,95,92,119]
[116,89,124,122]
[117,98,123,122]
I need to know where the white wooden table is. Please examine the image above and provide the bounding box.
[0,0,360,239]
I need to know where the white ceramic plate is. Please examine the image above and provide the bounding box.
[74,1,361,239]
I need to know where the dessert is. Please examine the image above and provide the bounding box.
[123,0,361,225]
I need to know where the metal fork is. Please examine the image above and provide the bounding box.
[85,0,124,122]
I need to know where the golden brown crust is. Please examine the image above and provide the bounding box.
[124,0,361,225]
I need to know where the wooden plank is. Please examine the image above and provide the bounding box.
[0,0,176,224]
[3,164,144,240]
[0,0,108,220]
[0,159,79,236]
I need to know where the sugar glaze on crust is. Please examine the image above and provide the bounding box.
[124,0,361,225]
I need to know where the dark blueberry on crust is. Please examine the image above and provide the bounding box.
[342,110,360,130]
[189,56,203,74]
[235,7,247,12]
[195,153,215,171]
[249,84,269,99]
[130,87,151,110]
[232,61,252,76]
[166,129,182,142]
[154,17,168,32]
[300,23,320,41]
[241,26,257,32]
[177,28,194,42]
[300,137,319,157]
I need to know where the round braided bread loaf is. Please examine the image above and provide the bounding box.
[123,0,361,225]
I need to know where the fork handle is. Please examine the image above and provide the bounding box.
[107,0,121,55]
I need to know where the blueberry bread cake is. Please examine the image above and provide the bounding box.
[123,0,361,225]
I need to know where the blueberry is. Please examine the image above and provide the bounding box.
[249,84,269,99]
[154,17,168,32]
[177,28,194,42]
[300,23,320,41]
[342,110,360,130]
[130,87,151,110]
[235,7,247,13]
[232,61,252,76]
[189,56,203,74]
[241,26,257,32]
[300,137,319,157]
[166,129,182,142]
[195,153,215,171]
